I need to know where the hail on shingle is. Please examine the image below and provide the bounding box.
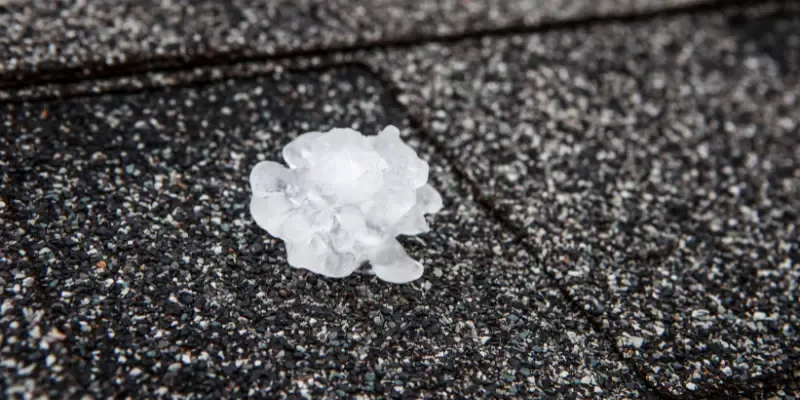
[249,125,443,283]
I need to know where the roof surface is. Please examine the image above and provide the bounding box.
[1,0,798,398]
[1,0,708,84]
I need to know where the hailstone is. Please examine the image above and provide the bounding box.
[249,125,443,283]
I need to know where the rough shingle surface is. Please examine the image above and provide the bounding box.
[367,3,800,397]
[1,1,798,398]
[1,67,646,398]
[0,0,712,84]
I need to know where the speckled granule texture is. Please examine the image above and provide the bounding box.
[0,0,711,83]
[367,3,800,398]
[1,68,648,398]
[2,1,800,399]
[762,379,800,399]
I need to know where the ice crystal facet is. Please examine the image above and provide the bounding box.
[250,126,443,283]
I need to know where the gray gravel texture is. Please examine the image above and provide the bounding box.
[2,0,799,399]
[366,2,800,398]
[0,0,711,84]
[2,68,648,398]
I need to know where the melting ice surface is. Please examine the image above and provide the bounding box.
[249,125,443,283]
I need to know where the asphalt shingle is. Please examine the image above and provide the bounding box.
[0,0,713,85]
[1,1,798,398]
[1,66,646,398]
[367,4,800,397]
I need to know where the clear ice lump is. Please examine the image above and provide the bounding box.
[249,125,443,283]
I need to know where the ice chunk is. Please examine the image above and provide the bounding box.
[310,146,388,204]
[374,125,429,188]
[285,235,328,274]
[336,205,385,246]
[392,185,442,236]
[360,180,417,227]
[369,239,424,284]
[250,193,294,233]
[276,211,315,243]
[282,131,322,169]
[393,209,429,236]
[250,161,296,196]
[249,125,443,283]
[415,184,444,214]
[287,235,362,278]
[329,222,357,253]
